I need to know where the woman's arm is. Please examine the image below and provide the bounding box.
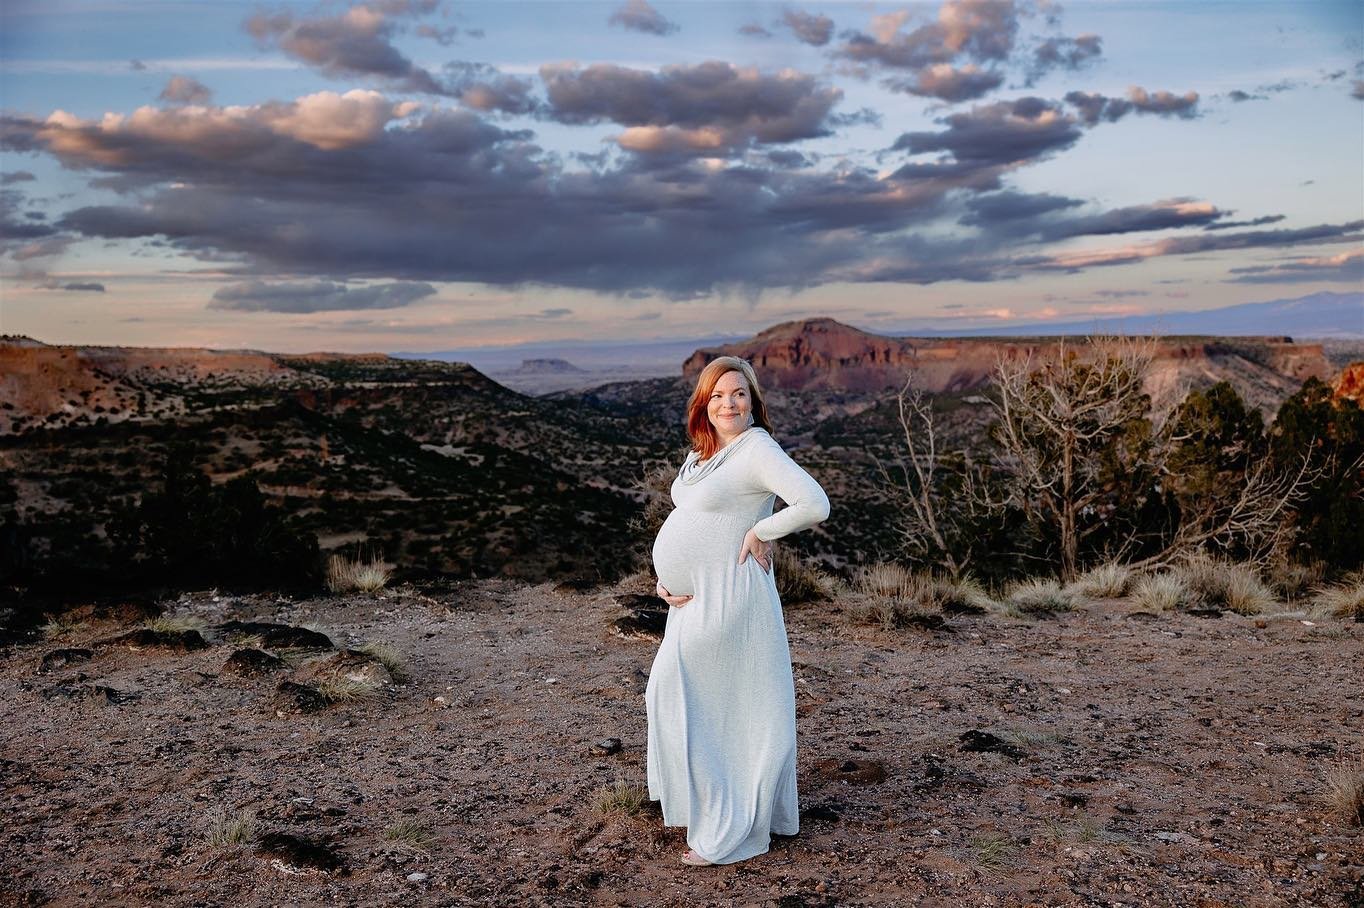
[747,437,831,542]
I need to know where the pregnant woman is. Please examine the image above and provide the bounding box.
[647,355,830,867]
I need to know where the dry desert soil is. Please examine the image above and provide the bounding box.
[1,579,1361,907]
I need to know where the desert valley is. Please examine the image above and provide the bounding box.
[1,318,1362,907]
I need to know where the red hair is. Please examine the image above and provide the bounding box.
[686,356,774,459]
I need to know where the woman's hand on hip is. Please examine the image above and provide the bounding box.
[738,528,772,572]
[656,581,693,608]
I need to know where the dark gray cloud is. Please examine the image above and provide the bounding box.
[443,62,539,115]
[1353,80,1364,100]
[884,63,1003,102]
[1227,89,1260,102]
[1204,214,1285,230]
[1,188,59,245]
[1227,249,1363,284]
[782,10,835,47]
[1094,289,1148,298]
[540,61,842,155]
[7,91,1359,298]
[1,101,994,294]
[765,149,812,169]
[10,236,75,260]
[963,193,1226,241]
[1019,220,1364,272]
[739,23,773,39]
[1,170,36,185]
[891,97,1082,166]
[961,190,1083,225]
[1026,33,1101,84]
[38,280,105,292]
[129,59,146,71]
[159,75,213,105]
[1065,87,1199,125]
[245,3,446,95]
[1037,199,1226,240]
[209,279,437,312]
[608,0,679,36]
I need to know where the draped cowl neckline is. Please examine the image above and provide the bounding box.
[677,427,766,485]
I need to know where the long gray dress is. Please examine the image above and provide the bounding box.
[647,426,830,864]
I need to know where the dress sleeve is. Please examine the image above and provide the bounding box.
[747,437,831,542]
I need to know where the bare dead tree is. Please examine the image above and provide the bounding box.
[989,335,1157,582]
[1124,446,1323,572]
[870,371,994,579]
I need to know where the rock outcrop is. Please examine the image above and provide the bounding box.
[683,317,1331,412]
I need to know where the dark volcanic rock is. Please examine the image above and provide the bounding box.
[553,577,599,593]
[104,628,208,651]
[254,831,347,874]
[958,729,1028,762]
[814,758,887,785]
[902,611,952,632]
[38,648,93,674]
[223,648,286,677]
[801,803,842,822]
[611,609,667,642]
[615,593,664,611]
[273,681,328,715]
[218,621,333,649]
[42,680,133,703]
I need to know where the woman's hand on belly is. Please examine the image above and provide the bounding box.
[737,528,773,572]
[655,581,693,608]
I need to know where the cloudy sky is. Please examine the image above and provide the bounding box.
[1,0,1361,353]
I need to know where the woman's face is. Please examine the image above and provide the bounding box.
[707,370,752,440]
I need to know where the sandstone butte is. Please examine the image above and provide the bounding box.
[682,317,1332,407]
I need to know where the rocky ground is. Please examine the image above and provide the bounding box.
[1,578,1360,907]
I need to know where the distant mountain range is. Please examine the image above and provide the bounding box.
[905,291,1362,339]
[393,292,1362,380]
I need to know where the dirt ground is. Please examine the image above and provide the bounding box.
[1,579,1360,907]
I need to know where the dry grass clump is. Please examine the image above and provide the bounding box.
[1130,573,1192,612]
[1268,560,1327,600]
[773,546,833,604]
[592,779,650,817]
[385,816,436,854]
[41,616,86,639]
[1322,754,1364,827]
[315,676,384,703]
[326,551,392,593]
[1311,573,1364,620]
[204,807,257,846]
[853,563,993,612]
[929,573,995,614]
[848,596,936,631]
[1176,556,1277,615]
[144,615,208,635]
[1004,578,1075,616]
[1069,562,1135,599]
[847,563,993,628]
[854,562,918,600]
[970,831,1017,871]
[355,641,410,683]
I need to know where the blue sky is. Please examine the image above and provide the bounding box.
[1,0,1361,352]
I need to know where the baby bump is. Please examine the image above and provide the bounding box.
[652,509,699,597]
[652,508,756,599]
